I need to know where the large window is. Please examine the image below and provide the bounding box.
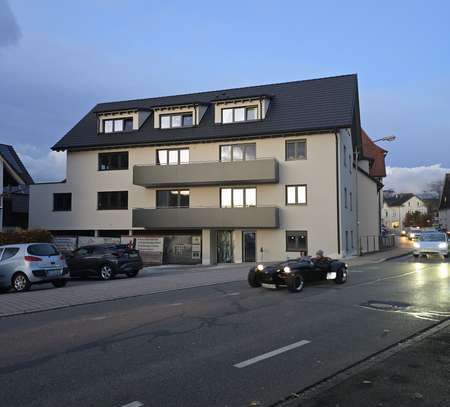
[97,191,128,210]
[156,190,190,208]
[160,113,193,129]
[286,231,308,253]
[157,148,189,165]
[53,193,72,211]
[286,140,307,161]
[220,143,256,162]
[103,117,133,133]
[286,185,307,205]
[222,106,258,124]
[98,152,129,171]
[220,187,256,208]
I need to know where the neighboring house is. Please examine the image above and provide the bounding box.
[439,173,450,230]
[0,144,34,230]
[30,74,385,263]
[382,193,428,231]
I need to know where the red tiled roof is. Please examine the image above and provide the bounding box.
[361,129,387,178]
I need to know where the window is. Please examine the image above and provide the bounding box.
[344,188,348,209]
[221,106,259,123]
[97,191,128,210]
[1,247,19,261]
[156,190,190,208]
[349,154,352,173]
[27,244,59,256]
[98,152,129,171]
[286,140,306,160]
[103,117,133,133]
[160,113,193,129]
[286,185,307,205]
[345,231,349,252]
[157,148,189,165]
[53,193,72,211]
[220,188,256,208]
[220,143,256,162]
[351,231,354,249]
[349,192,353,211]
[344,145,347,167]
[286,231,308,253]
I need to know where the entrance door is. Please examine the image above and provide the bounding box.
[217,230,232,263]
[243,231,256,262]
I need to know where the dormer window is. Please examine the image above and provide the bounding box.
[160,113,193,129]
[222,106,258,124]
[103,117,133,133]
[213,95,270,124]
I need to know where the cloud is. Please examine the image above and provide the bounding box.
[384,164,449,194]
[15,145,66,182]
[0,0,21,47]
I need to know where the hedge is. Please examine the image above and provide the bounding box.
[0,229,53,245]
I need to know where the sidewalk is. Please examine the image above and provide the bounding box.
[346,246,412,267]
[286,321,450,407]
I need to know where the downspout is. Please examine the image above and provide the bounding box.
[335,131,341,256]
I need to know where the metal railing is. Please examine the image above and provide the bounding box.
[360,234,395,255]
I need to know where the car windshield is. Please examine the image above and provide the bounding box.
[27,244,59,256]
[419,233,446,242]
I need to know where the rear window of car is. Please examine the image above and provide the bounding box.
[27,244,59,256]
[1,247,20,261]
[419,233,446,242]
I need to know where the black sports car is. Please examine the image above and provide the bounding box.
[248,257,348,292]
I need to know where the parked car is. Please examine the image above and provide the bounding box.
[66,244,143,280]
[248,256,348,293]
[413,232,449,259]
[0,243,69,293]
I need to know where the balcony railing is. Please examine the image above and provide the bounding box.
[132,206,279,229]
[133,158,279,187]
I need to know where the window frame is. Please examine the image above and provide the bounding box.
[98,151,129,171]
[97,191,128,210]
[102,117,133,133]
[156,148,190,165]
[220,187,257,208]
[285,185,307,205]
[285,231,308,253]
[221,105,259,124]
[159,113,194,129]
[53,193,72,212]
[285,139,307,161]
[156,189,190,208]
[219,143,256,162]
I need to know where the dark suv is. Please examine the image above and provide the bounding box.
[67,244,143,280]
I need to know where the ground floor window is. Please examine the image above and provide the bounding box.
[286,230,308,253]
[345,230,349,252]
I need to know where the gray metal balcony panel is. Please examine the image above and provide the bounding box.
[133,158,279,187]
[133,207,279,229]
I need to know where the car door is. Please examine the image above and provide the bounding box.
[68,247,93,273]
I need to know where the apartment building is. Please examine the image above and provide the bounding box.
[439,174,450,229]
[30,74,384,264]
[382,192,428,231]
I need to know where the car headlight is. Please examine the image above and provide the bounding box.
[438,242,447,249]
[256,264,264,271]
[410,233,415,238]
[283,266,291,273]
[413,242,420,249]
[402,230,406,234]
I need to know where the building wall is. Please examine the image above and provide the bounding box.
[357,171,380,252]
[439,209,449,229]
[0,159,3,231]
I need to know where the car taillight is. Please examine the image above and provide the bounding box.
[112,251,124,257]
[24,255,43,262]
[60,254,65,260]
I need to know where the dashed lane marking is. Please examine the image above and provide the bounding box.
[121,401,144,407]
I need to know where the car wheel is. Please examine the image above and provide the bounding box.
[12,272,31,292]
[287,274,304,292]
[52,280,67,288]
[99,264,114,281]
[413,254,419,259]
[126,270,139,278]
[444,254,449,259]
[247,270,261,287]
[335,268,348,284]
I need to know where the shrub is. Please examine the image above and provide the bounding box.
[0,229,53,245]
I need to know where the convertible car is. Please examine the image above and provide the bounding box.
[248,257,348,292]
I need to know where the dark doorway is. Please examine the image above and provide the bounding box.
[217,230,232,263]
[243,231,256,262]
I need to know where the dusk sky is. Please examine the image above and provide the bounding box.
[1,0,449,192]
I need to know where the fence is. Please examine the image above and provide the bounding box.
[360,234,395,255]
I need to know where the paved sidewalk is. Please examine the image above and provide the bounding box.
[286,321,450,407]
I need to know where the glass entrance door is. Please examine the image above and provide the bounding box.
[217,230,232,263]
[243,231,256,262]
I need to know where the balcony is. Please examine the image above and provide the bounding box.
[133,158,279,187]
[133,207,279,229]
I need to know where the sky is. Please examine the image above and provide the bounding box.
[1,0,450,192]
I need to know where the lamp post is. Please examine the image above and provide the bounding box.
[373,135,396,143]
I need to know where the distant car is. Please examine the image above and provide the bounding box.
[0,243,69,293]
[66,244,143,280]
[407,227,421,240]
[248,256,348,292]
[413,232,449,259]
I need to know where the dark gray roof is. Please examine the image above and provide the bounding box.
[0,144,33,184]
[52,74,360,151]
[384,193,415,207]
[439,174,450,210]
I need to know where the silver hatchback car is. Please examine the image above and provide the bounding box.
[0,243,70,293]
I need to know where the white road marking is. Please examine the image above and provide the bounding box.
[168,302,183,306]
[226,292,240,296]
[234,340,310,368]
[121,402,144,407]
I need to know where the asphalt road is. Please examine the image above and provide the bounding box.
[0,256,449,407]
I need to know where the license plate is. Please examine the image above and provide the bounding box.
[326,272,337,280]
[262,283,277,289]
[129,253,138,258]
[47,269,62,277]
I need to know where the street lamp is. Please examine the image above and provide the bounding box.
[373,135,396,143]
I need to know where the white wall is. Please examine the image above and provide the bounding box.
[382,196,428,230]
[357,171,380,252]
[0,159,3,231]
